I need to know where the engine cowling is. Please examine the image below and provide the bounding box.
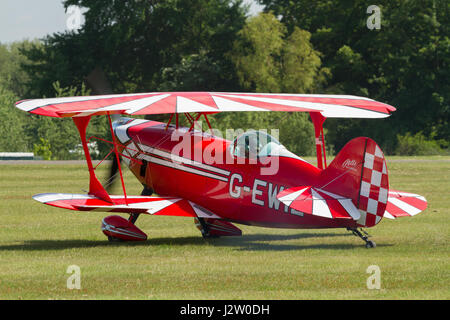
[101,215,147,241]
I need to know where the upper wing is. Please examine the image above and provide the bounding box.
[16,92,395,119]
[33,193,222,219]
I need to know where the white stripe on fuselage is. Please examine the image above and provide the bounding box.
[138,143,231,177]
[115,119,231,180]
[137,153,229,182]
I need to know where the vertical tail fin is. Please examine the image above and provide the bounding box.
[320,137,389,227]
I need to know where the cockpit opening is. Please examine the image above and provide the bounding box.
[231,130,307,162]
[232,130,280,158]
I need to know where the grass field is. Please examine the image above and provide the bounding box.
[0,157,449,300]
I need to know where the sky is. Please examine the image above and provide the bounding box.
[0,0,264,44]
[0,0,68,43]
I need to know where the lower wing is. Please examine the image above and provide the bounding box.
[33,193,221,219]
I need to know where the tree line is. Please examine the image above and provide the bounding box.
[0,0,448,160]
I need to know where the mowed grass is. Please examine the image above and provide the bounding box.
[0,157,448,300]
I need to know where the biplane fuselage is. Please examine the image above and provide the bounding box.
[116,118,355,229]
[17,92,428,246]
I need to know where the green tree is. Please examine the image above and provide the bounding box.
[281,27,330,93]
[0,86,29,152]
[22,81,111,160]
[21,0,247,98]
[258,0,449,153]
[230,12,329,93]
[33,138,53,160]
[0,41,38,97]
[158,51,229,91]
[231,12,286,92]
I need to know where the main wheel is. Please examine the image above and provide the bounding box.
[201,232,220,239]
[107,236,124,242]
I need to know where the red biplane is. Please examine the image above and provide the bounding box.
[16,92,428,248]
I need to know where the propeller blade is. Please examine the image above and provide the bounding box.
[105,154,121,193]
[85,67,122,192]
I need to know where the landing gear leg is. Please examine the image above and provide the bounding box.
[141,185,153,196]
[126,186,151,226]
[347,228,376,248]
[195,218,220,239]
[116,185,151,237]
[128,213,140,225]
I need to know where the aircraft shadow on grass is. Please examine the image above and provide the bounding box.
[0,232,392,252]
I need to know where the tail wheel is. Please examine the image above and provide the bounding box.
[365,240,376,249]
[348,228,376,249]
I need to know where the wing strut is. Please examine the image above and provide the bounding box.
[164,112,214,133]
[310,112,327,170]
[73,116,112,203]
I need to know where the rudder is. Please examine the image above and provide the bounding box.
[320,137,389,227]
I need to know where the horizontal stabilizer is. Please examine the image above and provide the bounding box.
[277,186,361,220]
[383,190,428,219]
[33,193,221,219]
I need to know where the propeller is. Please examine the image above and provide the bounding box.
[85,67,121,193]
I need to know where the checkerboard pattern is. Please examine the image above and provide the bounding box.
[357,141,389,227]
